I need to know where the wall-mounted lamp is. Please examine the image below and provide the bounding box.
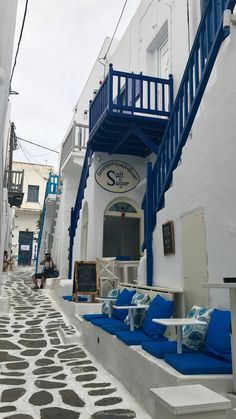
[223,9,236,31]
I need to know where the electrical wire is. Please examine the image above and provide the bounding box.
[19,143,43,165]
[98,0,128,73]
[15,149,31,185]
[18,143,53,180]
[10,0,29,91]
[17,137,60,154]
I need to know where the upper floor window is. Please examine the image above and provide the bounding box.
[27,185,39,202]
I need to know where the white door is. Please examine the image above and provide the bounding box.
[182,211,209,312]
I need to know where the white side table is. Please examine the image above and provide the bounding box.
[152,318,205,354]
[113,304,149,331]
[203,282,236,392]
[95,297,117,318]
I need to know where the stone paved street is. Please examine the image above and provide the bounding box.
[0,267,151,419]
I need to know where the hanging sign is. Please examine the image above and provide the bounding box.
[95,160,139,193]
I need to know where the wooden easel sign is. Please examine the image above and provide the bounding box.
[72,261,99,302]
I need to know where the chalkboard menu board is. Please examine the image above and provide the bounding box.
[72,261,98,302]
[162,221,175,255]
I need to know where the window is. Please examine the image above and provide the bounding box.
[27,185,39,202]
[108,202,137,214]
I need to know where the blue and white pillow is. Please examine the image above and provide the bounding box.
[101,289,120,315]
[182,305,212,351]
[124,292,150,329]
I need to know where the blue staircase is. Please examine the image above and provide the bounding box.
[143,0,236,285]
[36,174,59,272]
[68,145,92,278]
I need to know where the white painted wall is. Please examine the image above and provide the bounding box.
[72,153,146,273]
[0,0,18,277]
[54,0,201,278]
[12,162,54,262]
[153,25,236,309]
[54,38,118,277]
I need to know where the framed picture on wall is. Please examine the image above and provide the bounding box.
[162,221,175,255]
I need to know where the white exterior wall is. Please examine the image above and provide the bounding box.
[70,0,201,273]
[154,26,236,310]
[12,162,54,261]
[54,38,118,276]
[0,0,18,277]
[73,153,146,262]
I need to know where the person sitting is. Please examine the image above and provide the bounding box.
[32,252,58,290]
[3,251,13,272]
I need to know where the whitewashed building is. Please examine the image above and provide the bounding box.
[12,161,54,265]
[40,0,236,314]
[0,0,18,276]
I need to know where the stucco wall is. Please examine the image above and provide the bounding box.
[73,153,146,262]
[153,26,236,309]
[0,0,18,276]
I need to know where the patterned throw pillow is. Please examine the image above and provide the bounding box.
[182,305,212,351]
[101,289,120,315]
[124,292,150,329]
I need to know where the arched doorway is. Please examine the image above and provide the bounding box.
[103,198,143,260]
[80,202,88,260]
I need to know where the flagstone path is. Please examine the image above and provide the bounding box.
[0,267,151,419]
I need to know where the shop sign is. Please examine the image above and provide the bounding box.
[95,160,139,193]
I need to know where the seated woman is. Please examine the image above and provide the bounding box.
[32,252,58,289]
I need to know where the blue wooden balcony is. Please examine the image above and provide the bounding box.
[88,64,173,157]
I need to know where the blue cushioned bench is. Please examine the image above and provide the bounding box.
[162,309,232,375]
[115,294,173,345]
[84,286,174,342]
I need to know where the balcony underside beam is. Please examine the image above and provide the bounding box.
[109,124,135,154]
[134,126,159,155]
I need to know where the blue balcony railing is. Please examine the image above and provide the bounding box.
[89,64,173,134]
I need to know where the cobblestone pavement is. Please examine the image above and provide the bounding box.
[0,267,151,419]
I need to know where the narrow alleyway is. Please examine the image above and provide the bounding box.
[0,267,151,419]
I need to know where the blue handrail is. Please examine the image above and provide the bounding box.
[153,0,235,213]
[68,145,92,278]
[143,0,236,284]
[89,64,173,134]
[36,174,59,272]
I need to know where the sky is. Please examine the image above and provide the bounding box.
[11,0,141,170]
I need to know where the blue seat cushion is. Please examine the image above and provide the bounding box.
[165,352,232,375]
[83,314,107,322]
[142,341,192,359]
[90,317,120,326]
[141,295,173,340]
[112,288,136,321]
[116,330,167,346]
[100,321,130,335]
[204,308,232,362]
